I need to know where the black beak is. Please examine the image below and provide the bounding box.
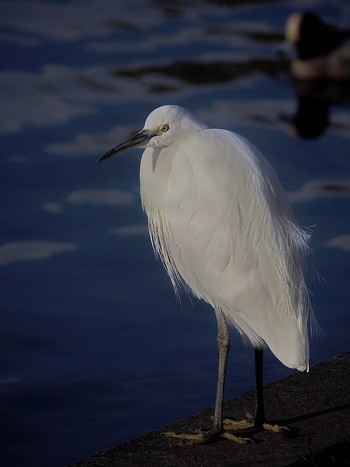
[96,129,156,163]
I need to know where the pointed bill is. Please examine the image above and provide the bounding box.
[96,129,156,163]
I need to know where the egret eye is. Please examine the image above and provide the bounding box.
[159,124,169,133]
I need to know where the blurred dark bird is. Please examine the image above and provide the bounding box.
[285,12,350,80]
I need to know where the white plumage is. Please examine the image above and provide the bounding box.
[97,104,317,440]
[139,105,311,371]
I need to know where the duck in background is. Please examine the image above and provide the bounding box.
[281,12,350,138]
[285,12,350,81]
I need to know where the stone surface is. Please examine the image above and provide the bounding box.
[67,353,350,466]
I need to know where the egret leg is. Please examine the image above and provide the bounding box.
[166,308,247,444]
[254,348,265,427]
[209,310,251,442]
[224,348,266,433]
[224,348,288,433]
[255,348,289,433]
[212,307,230,433]
[225,348,265,429]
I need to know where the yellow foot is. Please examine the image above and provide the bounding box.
[223,413,290,434]
[164,413,289,445]
[164,429,249,445]
[164,431,207,445]
[223,417,254,431]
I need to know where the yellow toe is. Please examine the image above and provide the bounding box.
[223,418,254,431]
[220,432,248,444]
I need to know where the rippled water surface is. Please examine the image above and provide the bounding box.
[1,0,350,465]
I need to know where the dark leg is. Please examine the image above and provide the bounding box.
[254,348,266,427]
[221,347,265,441]
[253,348,289,433]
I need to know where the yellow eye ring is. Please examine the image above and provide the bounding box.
[159,124,169,133]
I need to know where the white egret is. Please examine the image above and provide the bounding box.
[97,105,316,443]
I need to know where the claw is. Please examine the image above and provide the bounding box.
[262,423,290,433]
[220,432,253,444]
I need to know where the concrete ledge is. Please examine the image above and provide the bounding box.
[68,352,350,466]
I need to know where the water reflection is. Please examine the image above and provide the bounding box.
[284,80,350,138]
[286,96,329,139]
[117,57,288,85]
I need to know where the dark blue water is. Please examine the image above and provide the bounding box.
[1,0,349,465]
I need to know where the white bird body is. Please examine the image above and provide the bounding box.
[139,105,311,372]
[98,104,316,440]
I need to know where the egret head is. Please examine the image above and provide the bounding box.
[96,105,206,163]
